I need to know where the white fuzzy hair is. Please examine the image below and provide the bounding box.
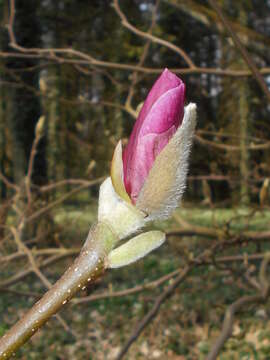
[136,103,197,220]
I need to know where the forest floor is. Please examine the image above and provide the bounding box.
[1,206,270,359]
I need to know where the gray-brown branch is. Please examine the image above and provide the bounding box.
[116,265,191,359]
[0,222,115,359]
[206,254,270,360]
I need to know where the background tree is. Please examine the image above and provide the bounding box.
[1,0,270,358]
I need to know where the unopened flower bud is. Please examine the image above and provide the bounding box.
[111,69,197,220]
[35,116,46,138]
[99,69,197,267]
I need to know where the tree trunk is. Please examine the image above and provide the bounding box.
[219,0,250,206]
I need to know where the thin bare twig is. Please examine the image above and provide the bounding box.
[0,287,41,299]
[1,247,79,264]
[25,119,44,208]
[125,0,159,110]
[3,1,270,78]
[26,177,103,224]
[116,266,191,359]
[0,251,78,288]
[206,253,270,360]
[72,267,180,305]
[39,178,101,192]
[112,0,195,68]
[196,134,270,151]
[2,50,270,76]
[0,171,19,192]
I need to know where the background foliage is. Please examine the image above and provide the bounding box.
[1,0,270,359]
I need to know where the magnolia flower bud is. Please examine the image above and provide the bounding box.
[35,116,46,138]
[99,69,196,268]
[123,68,185,204]
[111,69,196,220]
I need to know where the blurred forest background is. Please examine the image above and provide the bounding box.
[1,0,270,359]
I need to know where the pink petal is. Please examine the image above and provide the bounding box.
[125,126,176,202]
[122,69,186,203]
[140,84,185,136]
[137,68,183,127]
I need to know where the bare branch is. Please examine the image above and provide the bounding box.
[72,267,180,305]
[112,0,195,68]
[116,266,191,359]
[206,253,270,360]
